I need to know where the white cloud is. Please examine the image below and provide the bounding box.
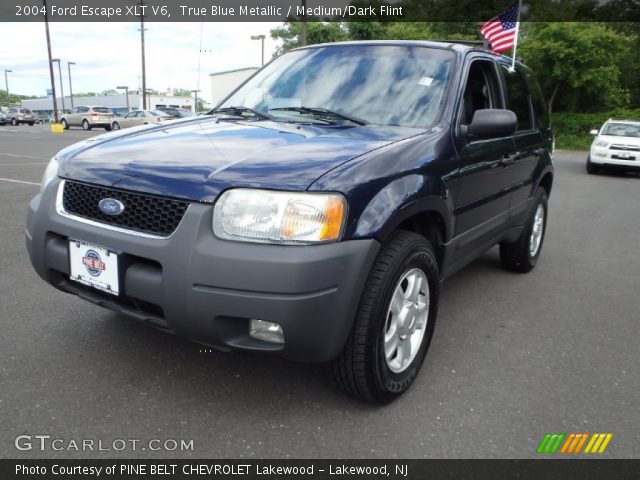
[1,21,282,102]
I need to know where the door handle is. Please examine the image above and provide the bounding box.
[501,153,518,167]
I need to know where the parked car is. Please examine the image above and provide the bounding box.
[36,114,52,124]
[587,119,640,174]
[27,41,553,403]
[60,106,114,131]
[111,110,174,130]
[0,110,6,125]
[157,107,195,119]
[6,108,36,126]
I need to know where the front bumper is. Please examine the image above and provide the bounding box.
[26,179,380,362]
[590,146,640,168]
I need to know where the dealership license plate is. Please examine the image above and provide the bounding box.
[69,240,119,295]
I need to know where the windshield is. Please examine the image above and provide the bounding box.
[220,44,454,128]
[602,122,640,138]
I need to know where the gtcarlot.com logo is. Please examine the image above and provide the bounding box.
[537,432,613,454]
[15,435,194,452]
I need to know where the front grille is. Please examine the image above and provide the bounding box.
[62,181,190,236]
[610,144,640,152]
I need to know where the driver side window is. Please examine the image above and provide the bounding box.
[459,59,502,128]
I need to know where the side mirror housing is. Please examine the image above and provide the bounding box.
[466,109,517,139]
[590,129,599,135]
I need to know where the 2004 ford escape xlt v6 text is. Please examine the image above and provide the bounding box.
[27,41,554,404]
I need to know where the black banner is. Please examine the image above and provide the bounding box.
[2,459,639,480]
[1,0,639,22]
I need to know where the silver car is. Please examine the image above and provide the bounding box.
[60,106,114,131]
[111,110,173,130]
[6,108,36,126]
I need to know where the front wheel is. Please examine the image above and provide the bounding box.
[586,156,599,174]
[331,230,440,404]
[111,122,120,130]
[82,119,91,131]
[28,122,34,126]
[500,189,548,273]
[11,118,17,126]
[61,119,69,130]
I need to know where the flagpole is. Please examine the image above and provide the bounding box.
[510,0,523,71]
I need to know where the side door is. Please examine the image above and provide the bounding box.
[451,56,517,258]
[498,63,545,220]
[120,111,140,128]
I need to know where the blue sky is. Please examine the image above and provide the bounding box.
[0,22,282,102]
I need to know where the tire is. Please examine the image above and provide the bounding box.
[28,122,34,126]
[111,122,120,130]
[82,119,91,131]
[500,189,548,273]
[586,156,599,175]
[61,119,69,130]
[11,118,17,126]
[331,230,440,404]
[104,125,112,131]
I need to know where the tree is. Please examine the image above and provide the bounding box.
[518,22,634,113]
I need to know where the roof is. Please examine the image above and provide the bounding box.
[209,67,260,77]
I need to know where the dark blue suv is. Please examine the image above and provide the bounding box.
[27,41,553,403]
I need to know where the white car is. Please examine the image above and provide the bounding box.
[588,119,640,174]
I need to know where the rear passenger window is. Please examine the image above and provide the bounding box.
[501,65,532,131]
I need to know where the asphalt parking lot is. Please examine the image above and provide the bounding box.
[1,124,638,459]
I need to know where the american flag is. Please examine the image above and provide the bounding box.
[480,3,520,54]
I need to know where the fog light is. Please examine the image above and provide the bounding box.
[250,319,284,344]
[596,152,607,158]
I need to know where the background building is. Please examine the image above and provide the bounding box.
[210,67,259,107]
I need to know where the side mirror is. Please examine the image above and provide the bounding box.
[465,109,518,139]
[590,129,599,135]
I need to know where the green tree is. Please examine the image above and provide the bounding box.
[519,22,634,113]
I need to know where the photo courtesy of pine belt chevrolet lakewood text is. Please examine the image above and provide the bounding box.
[26,41,554,404]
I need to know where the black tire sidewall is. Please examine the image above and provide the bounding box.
[371,242,439,399]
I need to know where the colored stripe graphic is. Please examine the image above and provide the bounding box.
[560,433,589,454]
[584,433,613,453]
[537,433,566,453]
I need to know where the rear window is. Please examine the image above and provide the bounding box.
[92,107,112,113]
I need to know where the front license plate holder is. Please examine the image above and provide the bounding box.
[69,240,120,296]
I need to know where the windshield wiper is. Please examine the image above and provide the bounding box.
[270,107,368,126]
[211,106,273,121]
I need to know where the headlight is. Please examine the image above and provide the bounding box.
[213,189,346,244]
[40,156,60,193]
[594,140,608,148]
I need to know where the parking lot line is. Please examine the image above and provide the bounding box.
[0,177,40,186]
[0,162,47,166]
[1,153,49,160]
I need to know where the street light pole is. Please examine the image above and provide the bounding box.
[52,59,65,112]
[250,35,266,66]
[190,89,200,113]
[67,62,75,108]
[4,69,11,107]
[138,0,147,110]
[43,0,59,123]
[117,86,130,112]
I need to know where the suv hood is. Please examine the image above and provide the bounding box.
[57,117,418,201]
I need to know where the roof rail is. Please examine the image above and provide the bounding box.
[432,40,486,46]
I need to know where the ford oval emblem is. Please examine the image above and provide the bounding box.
[98,198,125,216]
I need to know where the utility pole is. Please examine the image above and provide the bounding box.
[67,61,75,108]
[52,59,65,112]
[300,0,307,46]
[3,70,11,107]
[43,0,59,123]
[139,0,147,109]
[191,89,200,113]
